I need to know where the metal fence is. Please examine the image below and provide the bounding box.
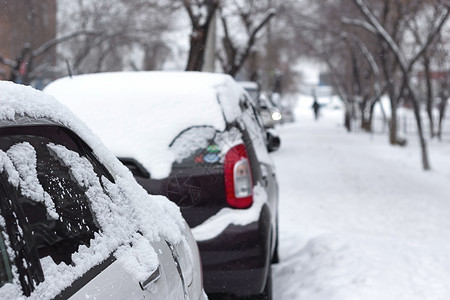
[353,111,450,140]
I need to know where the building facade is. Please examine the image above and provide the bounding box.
[0,0,56,85]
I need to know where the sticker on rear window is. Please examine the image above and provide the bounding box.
[194,154,204,163]
[204,153,219,164]
[206,145,220,154]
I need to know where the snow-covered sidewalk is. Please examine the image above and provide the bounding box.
[272,100,450,300]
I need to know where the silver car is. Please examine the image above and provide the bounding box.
[0,81,206,300]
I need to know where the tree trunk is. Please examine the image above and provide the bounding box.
[437,95,448,140]
[366,99,378,132]
[380,45,400,145]
[423,57,435,138]
[389,97,399,145]
[185,26,209,71]
[409,89,431,170]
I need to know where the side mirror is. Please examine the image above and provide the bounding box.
[266,130,280,152]
[258,103,269,110]
[239,97,249,111]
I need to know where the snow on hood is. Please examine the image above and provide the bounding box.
[0,80,188,299]
[43,71,245,179]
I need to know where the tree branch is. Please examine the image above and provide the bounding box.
[237,8,276,68]
[32,30,102,58]
[341,17,377,34]
[0,55,16,68]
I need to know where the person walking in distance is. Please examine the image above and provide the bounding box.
[312,90,320,120]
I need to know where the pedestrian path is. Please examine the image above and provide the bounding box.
[271,105,450,300]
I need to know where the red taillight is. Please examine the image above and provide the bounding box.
[224,144,253,208]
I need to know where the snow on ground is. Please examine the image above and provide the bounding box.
[272,95,450,300]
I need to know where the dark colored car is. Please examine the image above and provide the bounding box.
[45,71,280,299]
[0,81,205,300]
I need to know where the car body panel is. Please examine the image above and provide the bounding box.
[197,204,272,296]
[68,239,183,300]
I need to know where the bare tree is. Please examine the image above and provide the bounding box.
[349,0,450,170]
[180,0,219,71]
[434,36,450,140]
[0,30,99,85]
[290,0,384,131]
[217,1,275,77]
[57,0,177,74]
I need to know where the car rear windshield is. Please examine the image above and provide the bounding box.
[170,126,224,169]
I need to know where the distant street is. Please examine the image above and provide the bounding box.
[271,100,450,300]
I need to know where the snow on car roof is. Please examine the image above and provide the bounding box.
[238,81,259,90]
[44,71,246,179]
[0,80,187,299]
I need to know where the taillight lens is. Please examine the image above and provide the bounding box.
[224,144,253,208]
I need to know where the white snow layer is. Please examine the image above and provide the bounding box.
[192,184,267,241]
[0,81,188,299]
[272,95,450,300]
[43,71,245,179]
[6,143,59,219]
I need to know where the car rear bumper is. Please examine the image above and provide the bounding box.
[196,205,272,296]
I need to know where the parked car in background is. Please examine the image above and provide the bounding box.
[272,93,296,124]
[238,81,283,129]
[45,71,280,300]
[257,93,283,128]
[238,81,260,102]
[0,81,205,300]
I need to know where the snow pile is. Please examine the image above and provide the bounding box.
[272,96,450,300]
[0,81,189,299]
[192,184,268,241]
[44,71,246,179]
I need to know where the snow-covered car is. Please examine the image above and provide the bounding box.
[257,93,283,129]
[238,81,283,129]
[44,71,280,299]
[238,81,259,102]
[0,81,205,300]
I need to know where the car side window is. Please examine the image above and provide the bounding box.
[0,170,44,296]
[241,93,265,130]
[0,125,120,297]
[0,126,107,269]
[1,141,100,268]
[241,94,267,144]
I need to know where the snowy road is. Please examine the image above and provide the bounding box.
[271,101,450,300]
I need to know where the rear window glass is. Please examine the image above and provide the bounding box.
[170,126,223,169]
[170,126,244,170]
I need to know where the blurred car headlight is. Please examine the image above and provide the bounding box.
[272,111,282,121]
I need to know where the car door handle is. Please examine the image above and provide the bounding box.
[139,265,161,290]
